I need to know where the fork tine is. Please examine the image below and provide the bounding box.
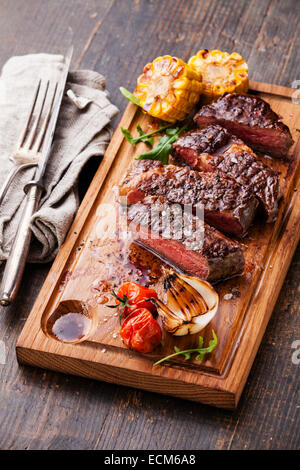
[18,79,41,149]
[24,80,50,150]
[32,82,58,153]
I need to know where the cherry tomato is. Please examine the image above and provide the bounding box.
[115,282,158,318]
[120,308,162,354]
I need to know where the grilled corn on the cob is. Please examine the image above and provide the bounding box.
[135,55,202,122]
[188,49,248,103]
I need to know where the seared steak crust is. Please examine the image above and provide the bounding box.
[172,125,281,222]
[128,196,245,281]
[120,160,258,236]
[194,93,294,158]
[172,124,233,156]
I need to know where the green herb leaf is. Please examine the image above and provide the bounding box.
[173,346,190,360]
[121,123,173,148]
[121,125,154,147]
[195,337,204,360]
[195,353,205,362]
[136,124,154,146]
[121,127,135,145]
[120,87,141,106]
[183,351,191,360]
[136,123,189,165]
[198,336,204,349]
[166,127,179,136]
[153,329,218,366]
[136,134,175,165]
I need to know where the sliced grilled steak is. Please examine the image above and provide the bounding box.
[194,93,294,158]
[172,125,281,222]
[119,160,258,236]
[127,196,245,282]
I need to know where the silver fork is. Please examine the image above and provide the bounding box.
[0,79,58,305]
[0,80,55,205]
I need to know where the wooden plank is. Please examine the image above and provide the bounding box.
[78,0,275,117]
[16,82,300,408]
[247,0,300,87]
[0,0,114,65]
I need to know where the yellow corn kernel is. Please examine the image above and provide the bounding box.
[188,49,248,103]
[135,56,202,122]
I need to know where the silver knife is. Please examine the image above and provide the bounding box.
[0,46,73,306]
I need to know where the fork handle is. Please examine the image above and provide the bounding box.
[0,184,42,306]
[0,163,37,206]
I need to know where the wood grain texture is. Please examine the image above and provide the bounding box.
[0,0,299,450]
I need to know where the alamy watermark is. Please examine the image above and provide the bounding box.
[95,199,205,250]
[291,340,300,365]
[0,340,5,365]
[291,80,300,104]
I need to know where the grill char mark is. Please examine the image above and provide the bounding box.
[172,124,281,222]
[119,160,258,236]
[194,92,293,158]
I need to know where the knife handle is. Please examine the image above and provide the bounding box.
[0,184,42,306]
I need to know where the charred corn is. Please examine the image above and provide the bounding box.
[135,55,202,122]
[188,49,248,103]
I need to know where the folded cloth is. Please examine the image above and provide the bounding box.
[0,54,119,263]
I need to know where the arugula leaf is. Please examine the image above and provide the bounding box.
[136,134,175,165]
[121,123,173,147]
[153,330,218,366]
[136,124,154,147]
[119,87,141,106]
[183,351,191,360]
[136,123,188,165]
[121,126,153,146]
[195,336,205,361]
[166,128,180,136]
[121,127,136,146]
[174,345,190,360]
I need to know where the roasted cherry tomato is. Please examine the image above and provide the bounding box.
[114,282,158,318]
[120,308,162,354]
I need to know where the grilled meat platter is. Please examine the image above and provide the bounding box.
[41,49,295,368]
[111,49,295,361]
[18,49,300,405]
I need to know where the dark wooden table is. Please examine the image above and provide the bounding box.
[0,0,299,450]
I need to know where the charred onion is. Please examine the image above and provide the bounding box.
[154,272,219,336]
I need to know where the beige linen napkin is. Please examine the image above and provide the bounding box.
[0,54,119,263]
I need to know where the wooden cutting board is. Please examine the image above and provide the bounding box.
[16,81,300,409]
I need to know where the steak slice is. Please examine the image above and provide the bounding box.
[194,92,294,158]
[127,196,245,282]
[172,125,281,222]
[119,160,258,236]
